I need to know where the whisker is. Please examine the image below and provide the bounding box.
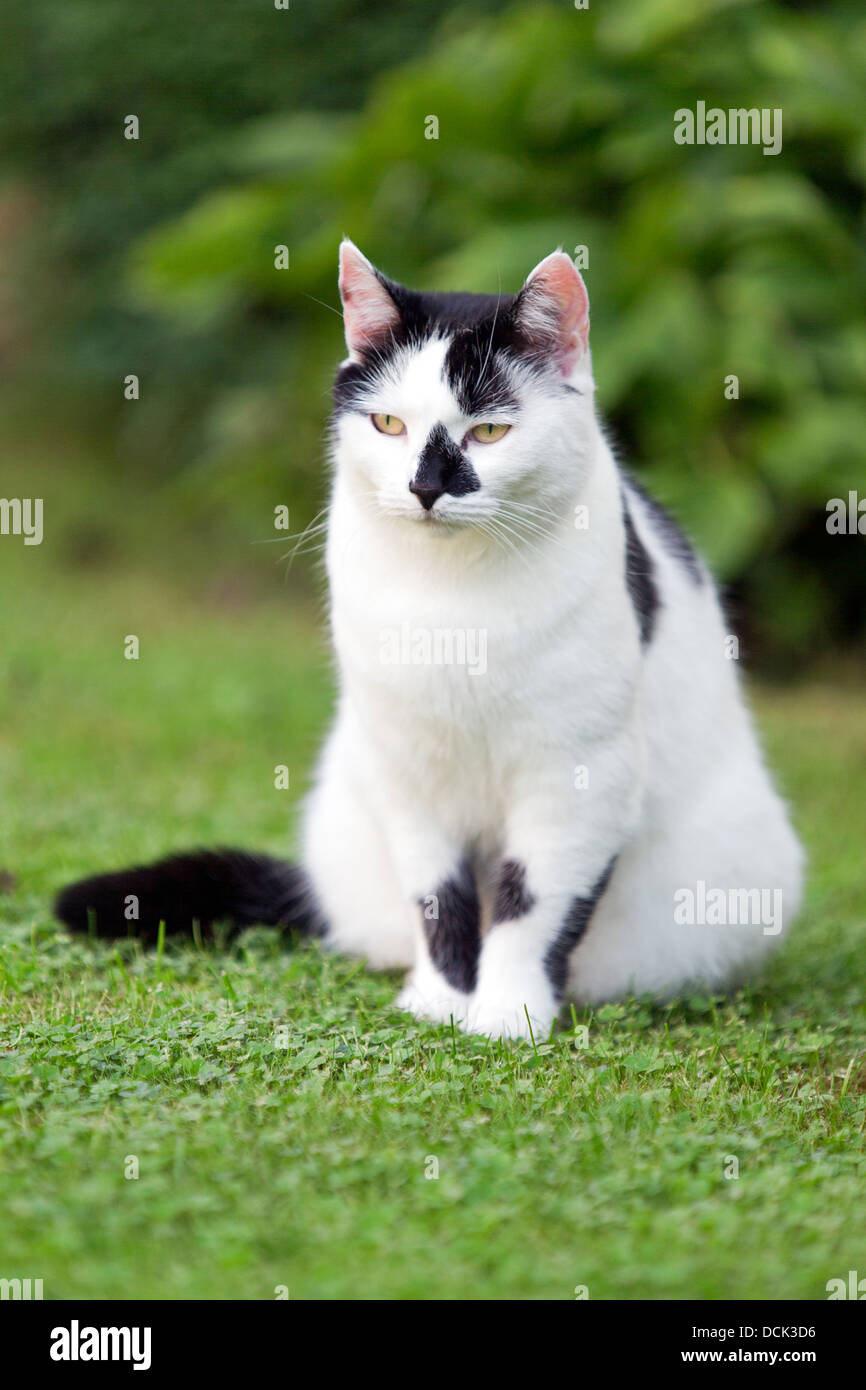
[303,292,344,320]
[477,286,503,393]
[271,505,333,574]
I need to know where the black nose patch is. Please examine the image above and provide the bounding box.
[409,424,480,510]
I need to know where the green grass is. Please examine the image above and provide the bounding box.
[1,458,865,1300]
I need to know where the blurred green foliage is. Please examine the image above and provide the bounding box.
[2,0,865,666]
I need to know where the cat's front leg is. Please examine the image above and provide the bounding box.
[463,725,642,1040]
[391,835,482,1027]
[464,854,617,1040]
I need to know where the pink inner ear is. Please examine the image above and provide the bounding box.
[521,252,590,376]
[338,242,401,357]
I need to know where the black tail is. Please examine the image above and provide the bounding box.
[54,848,327,943]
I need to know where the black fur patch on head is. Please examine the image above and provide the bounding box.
[421,857,481,994]
[622,490,659,645]
[492,859,535,924]
[54,849,327,943]
[412,423,480,505]
[333,275,539,418]
[624,472,703,584]
[543,858,617,999]
[443,313,520,417]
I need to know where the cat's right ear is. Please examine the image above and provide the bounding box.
[513,250,589,378]
[338,240,401,361]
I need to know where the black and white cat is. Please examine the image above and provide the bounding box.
[56,241,803,1040]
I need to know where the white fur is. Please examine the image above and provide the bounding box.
[299,255,803,1040]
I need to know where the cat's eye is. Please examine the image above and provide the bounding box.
[470,423,511,444]
[371,413,406,436]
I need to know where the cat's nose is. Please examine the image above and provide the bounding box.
[410,426,480,511]
[409,481,444,511]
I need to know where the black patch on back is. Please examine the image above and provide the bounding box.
[622,491,659,645]
[413,423,480,501]
[543,858,616,999]
[422,857,481,994]
[54,848,327,944]
[492,859,535,923]
[624,472,703,584]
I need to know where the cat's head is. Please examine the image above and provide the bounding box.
[331,241,596,533]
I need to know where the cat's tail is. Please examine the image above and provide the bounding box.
[54,848,327,942]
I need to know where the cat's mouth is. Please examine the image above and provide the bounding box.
[371,489,484,533]
[387,495,472,529]
[407,504,474,533]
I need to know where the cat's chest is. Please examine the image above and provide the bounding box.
[330,564,626,758]
[325,489,638,788]
[335,567,551,690]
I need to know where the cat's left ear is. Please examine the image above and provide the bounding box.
[338,239,402,361]
[513,251,589,377]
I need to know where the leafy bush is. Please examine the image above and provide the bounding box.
[5,0,866,665]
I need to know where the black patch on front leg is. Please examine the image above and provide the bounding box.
[543,858,617,999]
[421,857,481,993]
[492,859,535,923]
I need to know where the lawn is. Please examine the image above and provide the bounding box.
[1,453,864,1301]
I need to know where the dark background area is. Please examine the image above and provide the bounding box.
[1,0,864,667]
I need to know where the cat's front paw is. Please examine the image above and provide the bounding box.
[462,999,555,1043]
[396,979,470,1027]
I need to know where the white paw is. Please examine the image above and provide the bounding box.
[396,979,470,1026]
[462,1000,554,1042]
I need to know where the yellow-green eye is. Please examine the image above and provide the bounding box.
[470,423,511,444]
[371,413,406,436]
